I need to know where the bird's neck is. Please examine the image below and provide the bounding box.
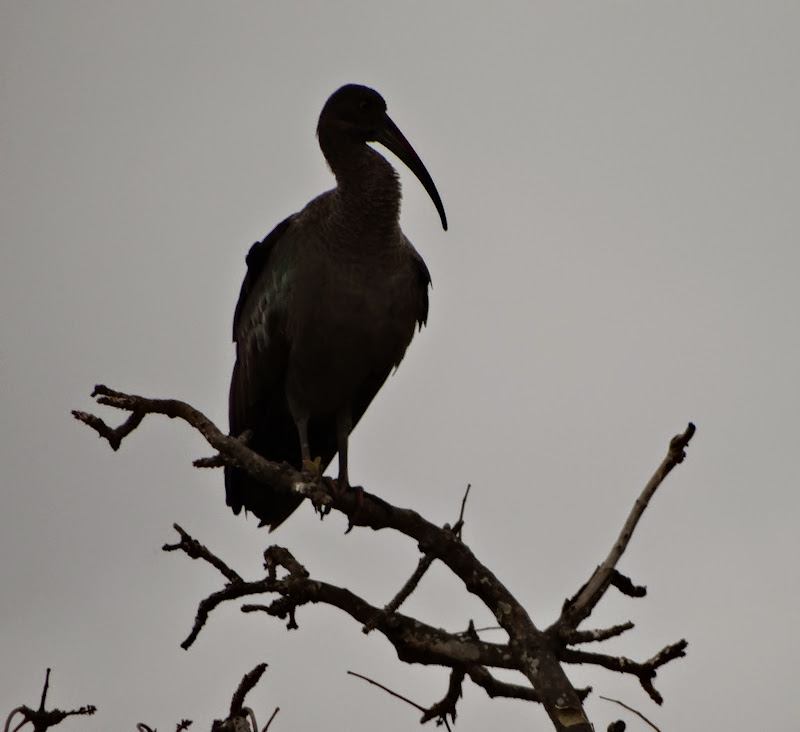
[321,138,403,241]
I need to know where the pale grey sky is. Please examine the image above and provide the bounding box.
[2,3,798,730]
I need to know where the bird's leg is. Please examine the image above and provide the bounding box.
[336,408,365,531]
[335,408,352,490]
[297,416,322,478]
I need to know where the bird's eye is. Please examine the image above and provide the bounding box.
[358,100,370,112]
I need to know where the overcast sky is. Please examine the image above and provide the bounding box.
[2,3,799,730]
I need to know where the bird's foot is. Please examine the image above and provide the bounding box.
[316,476,365,532]
[304,458,334,520]
[339,483,365,534]
[302,456,323,481]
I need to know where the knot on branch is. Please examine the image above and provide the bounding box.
[668,422,696,464]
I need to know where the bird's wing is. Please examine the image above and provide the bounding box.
[229,215,294,438]
[349,238,432,433]
[232,215,295,344]
[226,215,304,524]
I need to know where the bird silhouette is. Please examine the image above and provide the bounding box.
[226,84,447,530]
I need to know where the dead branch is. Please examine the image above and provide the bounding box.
[163,524,243,584]
[420,668,464,725]
[75,387,696,731]
[210,664,274,732]
[561,640,688,704]
[346,671,427,714]
[465,665,540,702]
[600,695,661,731]
[376,484,472,624]
[555,423,695,632]
[137,720,192,732]
[229,664,268,717]
[561,622,635,645]
[4,670,96,732]
[72,385,329,514]
[262,707,280,732]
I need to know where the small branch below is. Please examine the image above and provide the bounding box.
[3,669,97,732]
[599,695,661,731]
[420,668,465,726]
[347,670,427,713]
[561,639,687,705]
[71,407,144,451]
[561,622,635,645]
[163,524,243,585]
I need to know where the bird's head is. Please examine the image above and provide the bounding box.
[318,84,389,140]
[318,84,447,231]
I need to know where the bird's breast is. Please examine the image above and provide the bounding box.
[285,244,423,415]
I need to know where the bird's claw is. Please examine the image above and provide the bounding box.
[342,484,365,534]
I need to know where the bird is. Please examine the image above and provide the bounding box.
[225,84,447,530]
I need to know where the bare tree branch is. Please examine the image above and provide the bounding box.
[229,664,268,717]
[163,524,243,584]
[561,622,635,645]
[73,386,330,515]
[346,671,427,713]
[464,665,541,703]
[74,387,695,730]
[555,423,695,633]
[600,695,661,731]
[209,664,274,732]
[261,707,280,732]
[4,670,96,732]
[561,640,688,704]
[376,484,472,624]
[420,668,464,725]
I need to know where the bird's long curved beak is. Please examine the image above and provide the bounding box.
[376,115,448,231]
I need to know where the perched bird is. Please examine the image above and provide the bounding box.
[225,84,447,530]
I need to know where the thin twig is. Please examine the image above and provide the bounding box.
[379,553,436,619]
[38,669,50,712]
[599,696,661,731]
[453,483,471,537]
[376,483,474,623]
[261,707,279,732]
[561,622,635,645]
[4,708,25,732]
[347,671,426,713]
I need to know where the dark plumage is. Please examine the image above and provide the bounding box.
[225,84,447,530]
